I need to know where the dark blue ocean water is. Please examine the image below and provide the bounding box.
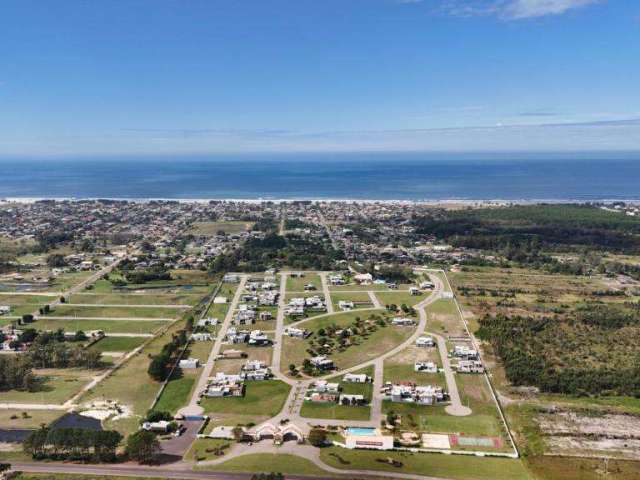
[0,154,639,201]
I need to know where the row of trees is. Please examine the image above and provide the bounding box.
[23,427,122,462]
[147,330,189,381]
[0,355,38,391]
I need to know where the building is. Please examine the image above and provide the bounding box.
[310,355,334,370]
[203,373,244,398]
[0,306,11,315]
[284,327,310,339]
[142,420,171,432]
[409,287,421,295]
[343,373,370,383]
[338,300,354,311]
[213,296,227,304]
[414,361,438,373]
[353,273,373,284]
[339,394,366,405]
[416,336,435,348]
[248,330,271,346]
[179,358,199,369]
[453,345,479,360]
[457,359,484,373]
[392,317,415,326]
[345,434,394,450]
[384,383,445,405]
[197,317,218,327]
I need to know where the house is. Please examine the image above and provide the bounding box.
[392,317,415,326]
[179,358,199,369]
[453,345,479,360]
[142,420,171,432]
[248,330,271,346]
[243,368,272,381]
[309,392,339,403]
[284,327,310,339]
[235,309,256,325]
[457,359,484,374]
[226,327,249,344]
[208,426,239,440]
[285,305,305,317]
[313,380,340,393]
[0,306,11,315]
[339,394,366,405]
[386,282,398,289]
[304,283,317,291]
[338,300,354,311]
[223,274,240,283]
[414,361,438,373]
[353,273,373,285]
[220,349,245,359]
[310,355,334,370]
[420,281,435,290]
[384,383,445,405]
[191,332,213,341]
[213,296,228,304]
[416,336,435,348]
[243,359,267,371]
[329,274,345,285]
[409,287,421,296]
[345,434,394,451]
[197,317,218,327]
[203,373,244,398]
[343,373,370,383]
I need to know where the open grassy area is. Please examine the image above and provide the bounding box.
[0,368,104,404]
[89,335,147,352]
[184,437,232,462]
[300,400,371,421]
[376,290,428,308]
[282,310,413,371]
[14,474,167,480]
[188,221,252,236]
[152,371,196,414]
[46,304,181,319]
[202,453,330,476]
[0,409,64,429]
[28,318,169,334]
[70,292,201,305]
[199,380,290,417]
[286,273,321,292]
[330,291,373,310]
[526,456,640,480]
[79,319,187,435]
[320,446,533,480]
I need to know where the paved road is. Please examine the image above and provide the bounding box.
[368,290,382,309]
[270,272,295,385]
[318,272,334,314]
[180,276,247,416]
[428,331,472,416]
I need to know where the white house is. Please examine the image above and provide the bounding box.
[0,306,11,315]
[343,373,370,383]
[142,420,171,432]
[191,332,213,341]
[179,358,199,369]
[338,300,354,311]
[392,317,415,326]
[457,359,484,373]
[416,336,435,348]
[213,296,227,304]
[353,273,373,284]
[310,356,334,370]
[414,361,438,373]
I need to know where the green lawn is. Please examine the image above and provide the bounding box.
[200,453,330,476]
[188,221,252,236]
[320,447,533,480]
[300,401,371,421]
[0,368,104,404]
[0,409,64,429]
[46,304,181,319]
[89,336,147,352]
[286,273,321,292]
[29,318,169,334]
[199,380,290,417]
[330,291,373,310]
[152,372,196,414]
[376,290,428,308]
[70,292,201,306]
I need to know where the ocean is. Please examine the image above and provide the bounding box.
[0,154,639,201]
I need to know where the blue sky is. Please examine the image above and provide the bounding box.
[0,0,639,155]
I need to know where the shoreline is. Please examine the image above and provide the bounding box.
[2,196,640,205]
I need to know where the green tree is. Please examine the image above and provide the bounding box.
[307,427,327,447]
[125,430,159,464]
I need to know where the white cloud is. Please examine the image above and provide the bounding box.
[504,0,599,19]
[439,0,600,20]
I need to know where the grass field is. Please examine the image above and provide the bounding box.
[28,318,169,334]
[0,409,64,429]
[189,221,253,236]
[384,344,443,384]
[199,380,290,417]
[0,368,104,404]
[300,400,371,421]
[70,292,201,306]
[152,371,196,414]
[282,310,412,371]
[330,291,373,310]
[202,453,330,476]
[286,273,321,292]
[376,290,428,308]
[46,304,181,319]
[89,336,147,352]
[320,447,533,480]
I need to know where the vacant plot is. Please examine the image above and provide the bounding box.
[46,271,95,292]
[46,304,181,319]
[1,368,104,404]
[0,409,64,429]
[376,290,427,308]
[189,221,252,236]
[215,344,273,375]
[286,273,321,292]
[320,446,532,480]
[152,371,197,415]
[199,380,290,417]
[330,291,374,310]
[89,336,147,353]
[425,298,466,336]
[329,283,411,292]
[28,318,169,334]
[70,292,201,306]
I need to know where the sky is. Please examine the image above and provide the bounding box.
[0,0,639,156]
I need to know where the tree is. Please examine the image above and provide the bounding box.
[125,430,159,464]
[307,427,327,447]
[46,254,66,268]
[232,426,245,442]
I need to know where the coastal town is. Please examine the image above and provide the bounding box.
[2,199,640,480]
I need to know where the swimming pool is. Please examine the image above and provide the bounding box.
[345,427,377,436]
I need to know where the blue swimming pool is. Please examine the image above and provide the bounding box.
[346,427,377,436]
